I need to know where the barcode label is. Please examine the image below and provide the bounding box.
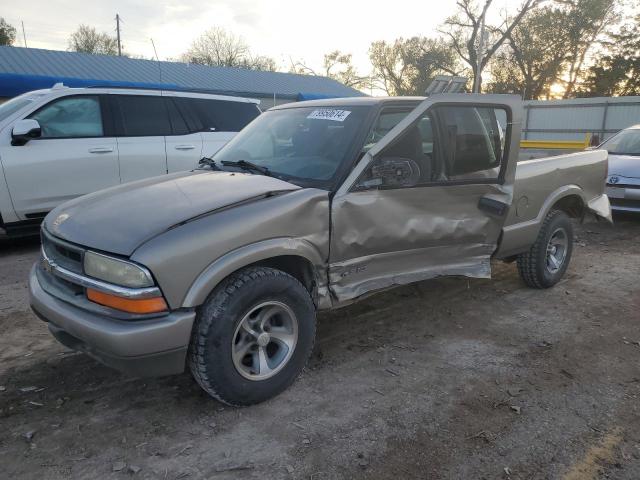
[307,109,351,122]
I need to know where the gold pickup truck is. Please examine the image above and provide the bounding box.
[29,94,611,406]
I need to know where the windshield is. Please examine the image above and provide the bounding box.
[0,92,47,124]
[212,106,371,188]
[600,129,640,156]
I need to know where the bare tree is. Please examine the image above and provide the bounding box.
[291,50,367,88]
[68,25,118,55]
[182,27,277,71]
[441,0,543,92]
[369,37,462,95]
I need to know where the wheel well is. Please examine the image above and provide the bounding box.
[551,194,585,219]
[251,255,318,301]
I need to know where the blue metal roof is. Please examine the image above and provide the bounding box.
[0,46,366,100]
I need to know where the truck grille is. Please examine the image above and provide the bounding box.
[40,230,86,298]
[41,231,84,274]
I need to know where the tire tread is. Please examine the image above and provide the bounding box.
[516,209,569,289]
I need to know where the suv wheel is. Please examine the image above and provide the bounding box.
[188,266,316,406]
[517,209,574,288]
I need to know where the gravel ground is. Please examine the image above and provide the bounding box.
[0,216,639,480]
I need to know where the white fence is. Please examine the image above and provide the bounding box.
[522,96,640,143]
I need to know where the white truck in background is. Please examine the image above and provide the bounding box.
[0,84,260,237]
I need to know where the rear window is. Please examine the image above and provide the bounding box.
[115,95,172,136]
[178,98,260,133]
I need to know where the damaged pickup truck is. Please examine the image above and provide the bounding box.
[29,94,612,406]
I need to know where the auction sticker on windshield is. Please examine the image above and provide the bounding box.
[307,109,351,122]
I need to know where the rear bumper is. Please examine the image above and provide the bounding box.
[29,265,196,377]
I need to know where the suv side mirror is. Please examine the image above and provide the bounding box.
[11,119,41,146]
[356,156,421,190]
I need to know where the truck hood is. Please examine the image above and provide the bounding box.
[608,154,640,180]
[44,171,301,256]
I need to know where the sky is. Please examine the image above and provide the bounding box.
[1,0,471,74]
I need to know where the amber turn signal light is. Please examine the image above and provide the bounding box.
[86,288,168,314]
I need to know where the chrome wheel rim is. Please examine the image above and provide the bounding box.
[546,228,568,274]
[231,301,298,381]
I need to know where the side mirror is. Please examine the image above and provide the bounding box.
[356,156,421,190]
[11,119,41,146]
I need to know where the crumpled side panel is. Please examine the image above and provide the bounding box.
[329,183,510,305]
[329,247,492,302]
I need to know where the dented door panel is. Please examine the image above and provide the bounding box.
[329,183,508,302]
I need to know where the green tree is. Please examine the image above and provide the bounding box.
[291,50,367,89]
[0,18,16,46]
[182,27,277,71]
[68,25,119,55]
[485,6,570,99]
[560,0,620,98]
[369,37,461,95]
[579,15,640,96]
[486,0,623,99]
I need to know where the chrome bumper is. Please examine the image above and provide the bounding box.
[29,265,196,377]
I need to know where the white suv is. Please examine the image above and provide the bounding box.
[0,84,261,237]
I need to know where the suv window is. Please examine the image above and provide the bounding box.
[114,95,171,137]
[165,98,189,135]
[30,96,103,138]
[357,106,507,189]
[178,98,260,132]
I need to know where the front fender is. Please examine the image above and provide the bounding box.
[181,237,329,309]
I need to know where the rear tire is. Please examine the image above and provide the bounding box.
[188,266,316,406]
[517,210,573,289]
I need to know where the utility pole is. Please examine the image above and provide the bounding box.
[21,21,28,48]
[115,14,122,56]
[473,10,487,93]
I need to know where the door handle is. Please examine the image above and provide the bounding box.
[88,147,113,154]
[478,196,509,217]
[175,145,195,150]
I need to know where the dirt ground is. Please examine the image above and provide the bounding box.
[1,216,639,480]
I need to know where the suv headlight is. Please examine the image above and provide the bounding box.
[84,251,154,288]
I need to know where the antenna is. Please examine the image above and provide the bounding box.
[150,38,163,86]
[21,21,28,48]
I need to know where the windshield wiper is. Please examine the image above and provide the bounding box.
[221,160,272,176]
[198,157,221,170]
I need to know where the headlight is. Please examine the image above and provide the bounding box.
[84,251,154,288]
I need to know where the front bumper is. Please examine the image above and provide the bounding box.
[607,185,640,212]
[29,265,196,377]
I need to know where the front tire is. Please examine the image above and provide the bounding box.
[188,267,316,406]
[517,210,574,288]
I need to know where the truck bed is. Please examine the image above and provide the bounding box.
[496,149,610,258]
